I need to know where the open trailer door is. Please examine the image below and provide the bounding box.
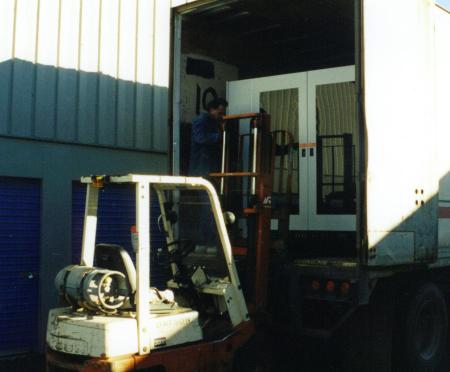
[362,0,438,266]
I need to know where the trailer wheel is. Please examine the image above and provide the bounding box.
[401,282,447,372]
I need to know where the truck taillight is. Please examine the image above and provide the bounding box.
[325,280,335,293]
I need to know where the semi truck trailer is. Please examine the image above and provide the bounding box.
[171,0,450,370]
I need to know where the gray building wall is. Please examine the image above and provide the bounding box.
[0,137,167,350]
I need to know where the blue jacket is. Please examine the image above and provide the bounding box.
[189,113,221,177]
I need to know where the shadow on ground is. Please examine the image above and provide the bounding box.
[0,354,45,372]
[0,340,449,372]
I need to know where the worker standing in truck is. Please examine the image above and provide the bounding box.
[188,97,227,248]
[188,97,228,178]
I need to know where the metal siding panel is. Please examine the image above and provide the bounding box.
[117,0,138,148]
[35,64,57,139]
[98,0,120,146]
[0,0,15,135]
[135,0,155,151]
[135,85,154,150]
[10,0,39,137]
[56,69,78,141]
[77,70,98,144]
[0,0,15,63]
[98,76,118,146]
[152,0,170,151]
[72,183,169,288]
[13,0,38,61]
[2,0,170,153]
[117,81,136,148]
[56,0,81,142]
[11,60,34,137]
[0,60,13,135]
[77,0,101,144]
[0,178,40,354]
[34,0,59,139]
[36,0,59,67]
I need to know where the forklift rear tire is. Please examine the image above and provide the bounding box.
[401,282,447,372]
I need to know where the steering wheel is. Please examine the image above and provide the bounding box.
[167,239,195,262]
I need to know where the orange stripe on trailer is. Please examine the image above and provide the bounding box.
[299,142,316,148]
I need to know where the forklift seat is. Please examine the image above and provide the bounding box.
[94,244,137,296]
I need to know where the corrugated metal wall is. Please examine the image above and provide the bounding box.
[0,0,196,152]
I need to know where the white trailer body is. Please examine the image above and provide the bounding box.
[363,0,438,266]
[223,1,450,269]
[172,1,450,369]
[436,5,450,254]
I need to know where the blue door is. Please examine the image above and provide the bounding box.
[0,178,40,355]
[72,182,169,288]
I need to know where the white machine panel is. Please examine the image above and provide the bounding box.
[47,307,202,358]
[227,67,356,232]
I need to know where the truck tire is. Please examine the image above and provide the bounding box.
[400,282,447,372]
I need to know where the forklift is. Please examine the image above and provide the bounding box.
[45,113,294,371]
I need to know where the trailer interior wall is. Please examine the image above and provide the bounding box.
[177,54,239,174]
[436,5,450,256]
[363,0,437,266]
[178,0,354,79]
[175,0,358,259]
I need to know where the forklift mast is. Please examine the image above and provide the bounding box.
[210,113,294,311]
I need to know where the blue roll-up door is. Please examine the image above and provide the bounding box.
[0,178,40,355]
[72,182,169,288]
